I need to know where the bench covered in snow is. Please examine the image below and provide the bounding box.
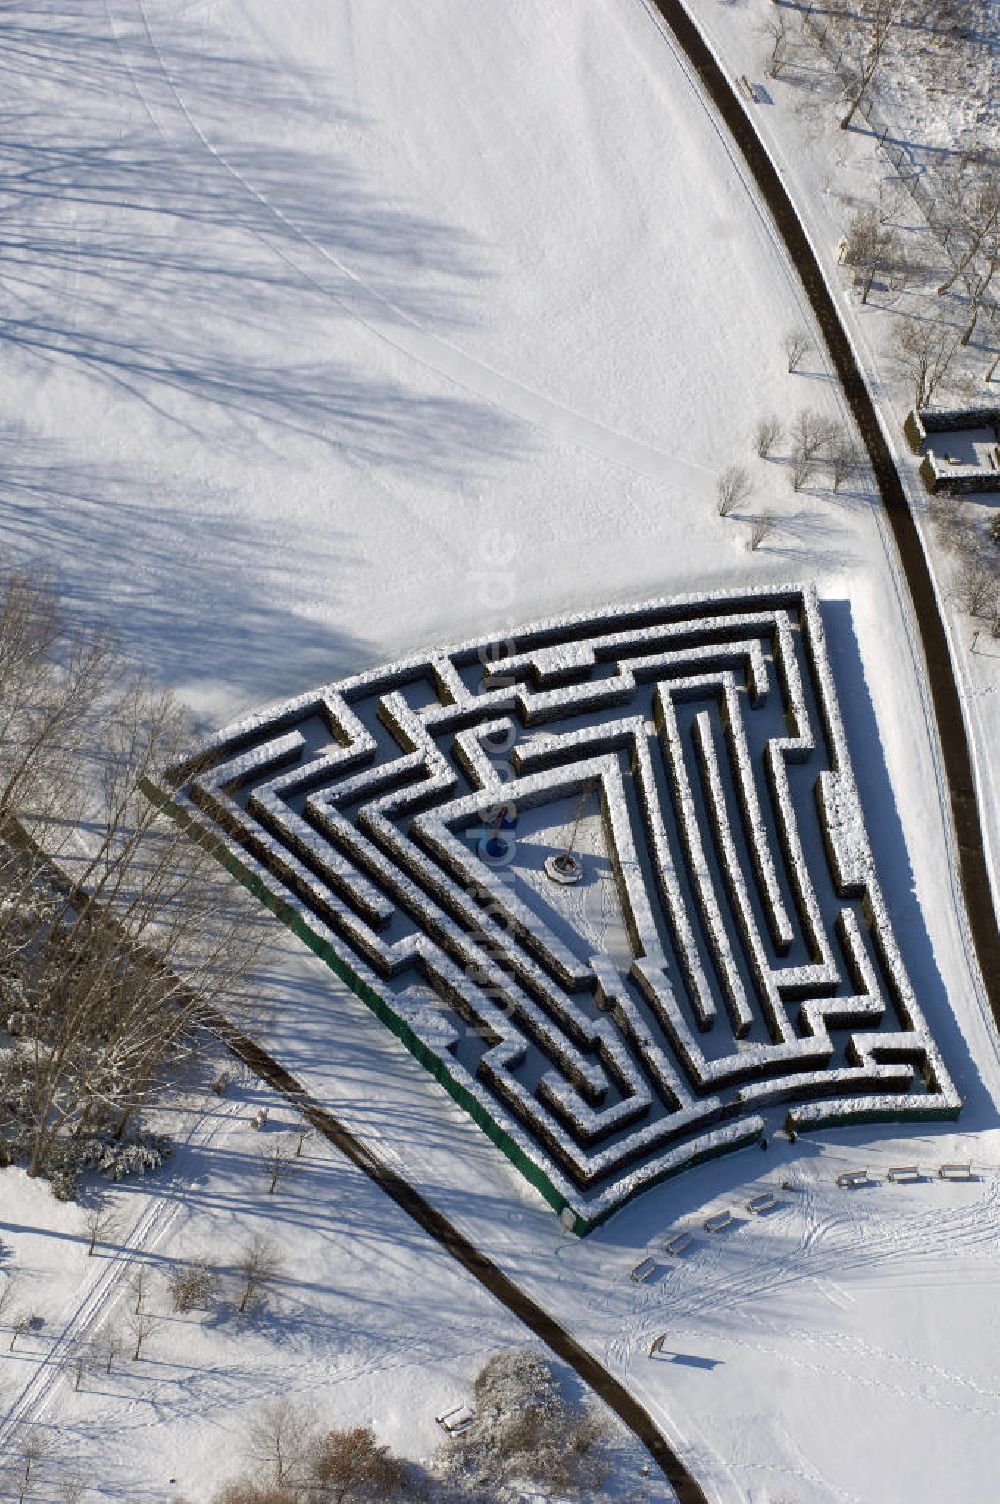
[703,1210,735,1233]
[663,1229,692,1257]
[435,1405,475,1435]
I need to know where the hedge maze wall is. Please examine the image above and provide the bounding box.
[158,585,959,1231]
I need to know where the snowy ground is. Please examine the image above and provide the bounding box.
[0,1059,669,1502]
[2,0,999,1501]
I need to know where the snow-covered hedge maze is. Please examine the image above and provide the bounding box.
[156,585,959,1232]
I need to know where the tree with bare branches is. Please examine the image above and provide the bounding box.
[761,12,791,77]
[839,0,902,130]
[784,330,811,372]
[259,1138,295,1195]
[955,557,999,618]
[843,206,900,304]
[829,433,864,491]
[236,1236,283,1314]
[716,465,752,517]
[748,514,776,550]
[890,315,961,407]
[247,1399,318,1492]
[126,1305,160,1361]
[0,563,264,1190]
[754,415,784,458]
[82,1206,118,1257]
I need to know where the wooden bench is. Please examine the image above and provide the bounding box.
[630,1256,657,1283]
[739,74,759,103]
[746,1190,779,1214]
[703,1210,734,1234]
[887,1165,921,1183]
[435,1405,475,1435]
[663,1230,692,1257]
[938,1161,973,1181]
[836,1168,870,1189]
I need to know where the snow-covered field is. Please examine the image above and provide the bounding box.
[0,1058,671,1502]
[2,0,999,1500]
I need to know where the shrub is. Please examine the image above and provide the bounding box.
[444,1349,611,1496]
[168,1261,217,1314]
[716,464,752,517]
[308,1425,408,1501]
[754,415,783,458]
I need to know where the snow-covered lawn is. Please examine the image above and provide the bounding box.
[0,1062,668,1502]
[1,0,998,1501]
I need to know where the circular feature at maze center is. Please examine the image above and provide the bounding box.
[154,584,960,1234]
[544,852,584,885]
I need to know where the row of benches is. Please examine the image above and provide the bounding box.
[836,1161,974,1188]
[630,1190,782,1280]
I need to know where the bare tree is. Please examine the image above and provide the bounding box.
[294,1126,312,1158]
[248,1398,318,1491]
[843,206,900,304]
[754,415,784,458]
[790,409,842,462]
[66,1338,99,1392]
[0,564,265,1189]
[749,514,776,550]
[127,1264,150,1315]
[937,173,1000,298]
[788,408,842,490]
[840,0,902,130]
[890,315,961,407]
[259,1138,294,1195]
[955,557,999,618]
[716,464,753,517]
[761,12,791,77]
[929,494,977,557]
[784,329,811,372]
[12,1428,50,1504]
[9,1314,31,1351]
[790,446,816,493]
[102,1325,123,1375]
[82,1206,118,1257]
[829,433,864,491]
[959,237,1000,345]
[236,1236,282,1314]
[126,1306,160,1361]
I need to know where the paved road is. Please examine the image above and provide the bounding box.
[646,0,1000,1032]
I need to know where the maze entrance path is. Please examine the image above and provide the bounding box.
[154,585,959,1232]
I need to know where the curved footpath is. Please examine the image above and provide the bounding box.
[647,0,1000,1029]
